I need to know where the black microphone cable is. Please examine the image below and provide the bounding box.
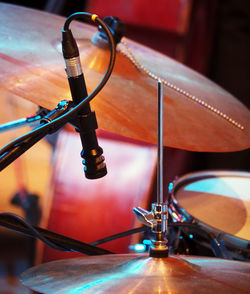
[0,13,116,172]
[0,212,113,255]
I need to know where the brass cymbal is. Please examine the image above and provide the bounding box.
[20,254,250,293]
[0,3,250,152]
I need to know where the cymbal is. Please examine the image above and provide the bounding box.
[0,3,250,152]
[20,254,250,293]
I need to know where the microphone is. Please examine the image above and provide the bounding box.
[62,29,107,179]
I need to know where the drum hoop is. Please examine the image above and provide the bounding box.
[170,170,250,250]
[172,170,250,193]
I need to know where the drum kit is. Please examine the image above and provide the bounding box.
[0,2,250,294]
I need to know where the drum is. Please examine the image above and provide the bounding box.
[169,170,250,260]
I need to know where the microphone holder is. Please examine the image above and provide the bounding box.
[69,107,107,179]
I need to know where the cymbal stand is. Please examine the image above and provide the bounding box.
[133,80,168,257]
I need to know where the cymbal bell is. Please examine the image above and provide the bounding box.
[20,253,250,293]
[0,3,250,152]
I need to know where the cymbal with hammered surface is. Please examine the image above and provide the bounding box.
[0,3,250,151]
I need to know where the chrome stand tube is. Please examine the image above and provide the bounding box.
[133,81,168,257]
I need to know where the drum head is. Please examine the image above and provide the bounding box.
[173,171,250,241]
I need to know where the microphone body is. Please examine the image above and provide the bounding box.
[62,30,107,179]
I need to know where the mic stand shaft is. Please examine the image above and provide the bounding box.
[0,100,71,172]
[0,114,41,133]
[0,131,47,171]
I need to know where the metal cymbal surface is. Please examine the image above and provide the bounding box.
[20,254,250,293]
[0,3,250,151]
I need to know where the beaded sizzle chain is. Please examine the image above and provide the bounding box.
[118,40,244,130]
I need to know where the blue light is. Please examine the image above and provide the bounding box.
[168,182,174,192]
[134,244,146,252]
[189,234,194,239]
[142,239,151,245]
[179,236,183,239]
